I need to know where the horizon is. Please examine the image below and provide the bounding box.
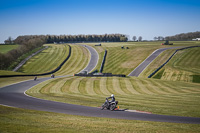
[0,0,200,43]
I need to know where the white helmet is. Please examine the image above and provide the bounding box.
[111,94,114,97]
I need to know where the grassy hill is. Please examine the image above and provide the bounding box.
[85,41,199,75]
[27,76,200,117]
[144,46,200,83]
[0,44,19,53]
[1,41,200,132]
[1,105,200,133]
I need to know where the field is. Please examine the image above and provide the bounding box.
[156,47,200,82]
[1,41,200,132]
[27,76,200,117]
[84,41,200,75]
[1,105,200,133]
[0,44,19,53]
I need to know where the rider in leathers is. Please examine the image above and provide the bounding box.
[107,94,115,103]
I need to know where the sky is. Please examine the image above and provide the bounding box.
[0,0,200,43]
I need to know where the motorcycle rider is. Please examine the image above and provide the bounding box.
[107,94,115,104]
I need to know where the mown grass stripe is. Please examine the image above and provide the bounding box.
[85,77,97,95]
[161,82,186,93]
[106,78,117,94]
[93,78,103,95]
[66,46,83,74]
[40,80,57,94]
[143,79,168,95]
[69,77,84,94]
[123,78,140,94]
[112,77,126,95]
[129,78,145,94]
[60,45,79,74]
[99,77,110,95]
[119,78,132,94]
[78,77,87,94]
[148,79,171,94]
[134,78,154,94]
[61,77,77,93]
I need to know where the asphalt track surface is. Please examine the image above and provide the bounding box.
[74,44,99,73]
[128,46,183,77]
[1,45,200,124]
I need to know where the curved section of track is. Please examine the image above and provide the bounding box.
[75,44,99,73]
[0,45,200,124]
[128,47,183,77]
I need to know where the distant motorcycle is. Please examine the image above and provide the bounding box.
[101,98,118,111]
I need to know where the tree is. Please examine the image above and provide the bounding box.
[4,36,14,44]
[158,36,164,41]
[138,36,142,41]
[153,37,158,41]
[132,36,137,41]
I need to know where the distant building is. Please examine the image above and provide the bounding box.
[192,38,200,41]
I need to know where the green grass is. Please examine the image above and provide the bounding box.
[27,76,200,117]
[152,47,200,83]
[1,41,200,132]
[84,41,200,75]
[0,44,89,88]
[0,44,19,53]
[1,106,200,133]
[18,44,69,74]
[0,76,35,88]
[55,44,89,75]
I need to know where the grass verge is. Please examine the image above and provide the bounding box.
[1,105,200,133]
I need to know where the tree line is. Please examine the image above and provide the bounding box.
[165,31,200,41]
[0,34,127,70]
[0,36,45,70]
[14,34,128,44]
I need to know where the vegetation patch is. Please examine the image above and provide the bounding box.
[1,106,200,133]
[153,69,165,79]
[27,76,200,117]
[0,44,19,53]
[193,75,200,83]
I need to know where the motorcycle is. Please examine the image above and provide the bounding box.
[101,98,118,111]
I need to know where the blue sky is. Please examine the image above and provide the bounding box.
[0,0,200,43]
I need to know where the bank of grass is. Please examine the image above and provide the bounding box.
[0,76,35,88]
[1,105,200,133]
[55,44,89,75]
[18,44,69,74]
[0,44,89,88]
[84,41,199,75]
[0,44,19,53]
[27,76,200,117]
[140,49,176,78]
[150,46,200,83]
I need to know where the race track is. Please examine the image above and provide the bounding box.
[128,46,183,76]
[0,45,200,124]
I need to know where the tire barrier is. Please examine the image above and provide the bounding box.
[100,50,107,73]
[148,45,200,78]
[0,45,71,78]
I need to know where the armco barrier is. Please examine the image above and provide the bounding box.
[100,50,107,73]
[0,45,71,78]
[148,45,200,78]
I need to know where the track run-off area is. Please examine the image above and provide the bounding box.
[0,44,200,124]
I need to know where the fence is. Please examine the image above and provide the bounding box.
[100,50,107,73]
